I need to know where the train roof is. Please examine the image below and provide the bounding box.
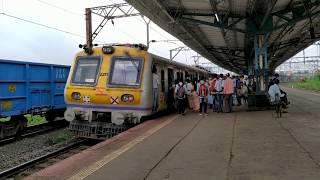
[86,44,209,74]
[150,53,209,74]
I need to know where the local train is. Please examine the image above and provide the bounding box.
[64,44,209,138]
[0,59,70,138]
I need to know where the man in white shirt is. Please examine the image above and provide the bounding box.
[152,66,159,112]
[268,79,285,103]
[185,79,193,109]
[215,74,224,112]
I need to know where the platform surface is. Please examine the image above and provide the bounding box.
[26,87,320,180]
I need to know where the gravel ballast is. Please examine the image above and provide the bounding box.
[0,128,75,172]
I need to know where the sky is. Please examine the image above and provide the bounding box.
[0,0,318,72]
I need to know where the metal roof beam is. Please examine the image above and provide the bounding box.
[179,16,247,33]
[177,12,241,18]
[205,46,244,51]
[228,17,245,28]
[259,0,278,29]
[273,13,291,22]
[208,0,237,69]
[273,10,320,31]
[177,3,320,34]
[209,51,245,59]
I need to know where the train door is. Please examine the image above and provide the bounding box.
[185,71,189,80]
[167,68,174,109]
[176,71,183,81]
[168,68,174,87]
[158,65,167,111]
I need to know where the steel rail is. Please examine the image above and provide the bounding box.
[0,139,91,179]
[0,120,69,146]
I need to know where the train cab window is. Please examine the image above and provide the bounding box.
[72,56,101,85]
[109,57,143,87]
[161,70,165,92]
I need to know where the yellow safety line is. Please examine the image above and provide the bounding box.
[67,115,177,180]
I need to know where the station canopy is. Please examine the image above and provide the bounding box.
[126,0,320,74]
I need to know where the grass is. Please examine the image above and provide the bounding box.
[289,74,320,92]
[0,117,11,122]
[45,131,73,145]
[0,114,47,126]
[25,114,47,127]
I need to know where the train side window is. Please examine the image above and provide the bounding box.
[161,70,165,92]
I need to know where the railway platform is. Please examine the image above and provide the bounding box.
[26,87,320,180]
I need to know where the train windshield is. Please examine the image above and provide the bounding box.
[72,56,101,85]
[109,57,143,87]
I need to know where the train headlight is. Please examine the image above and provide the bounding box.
[64,109,75,122]
[102,46,114,54]
[121,94,134,102]
[71,92,81,100]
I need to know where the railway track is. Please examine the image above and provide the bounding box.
[0,138,101,179]
[0,120,69,146]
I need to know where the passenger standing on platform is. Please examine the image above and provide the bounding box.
[175,80,187,115]
[197,79,209,115]
[239,82,248,104]
[209,74,217,111]
[152,66,159,112]
[186,79,193,109]
[236,76,242,106]
[215,74,224,113]
[223,73,234,113]
[191,81,200,112]
[231,76,238,106]
[208,77,214,109]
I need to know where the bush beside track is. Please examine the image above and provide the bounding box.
[288,74,320,92]
[0,115,47,127]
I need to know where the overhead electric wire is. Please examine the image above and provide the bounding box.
[0,12,106,43]
[34,0,82,17]
[1,0,164,54]
[0,12,83,37]
[31,0,163,54]
[107,0,174,41]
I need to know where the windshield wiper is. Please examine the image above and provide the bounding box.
[123,51,140,72]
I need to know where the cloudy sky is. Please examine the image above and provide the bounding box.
[0,0,318,70]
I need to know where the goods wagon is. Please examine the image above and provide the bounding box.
[0,59,70,138]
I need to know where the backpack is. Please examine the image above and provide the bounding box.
[199,84,207,97]
[177,86,185,98]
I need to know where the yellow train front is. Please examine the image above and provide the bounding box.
[64,44,208,138]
